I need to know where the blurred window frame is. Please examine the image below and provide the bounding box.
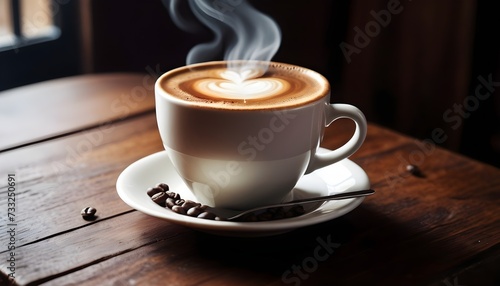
[0,0,82,92]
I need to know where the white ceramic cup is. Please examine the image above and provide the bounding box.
[155,61,367,210]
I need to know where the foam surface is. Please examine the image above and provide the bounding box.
[159,62,329,110]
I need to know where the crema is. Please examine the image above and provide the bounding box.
[159,61,329,110]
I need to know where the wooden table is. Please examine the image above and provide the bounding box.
[1,73,499,286]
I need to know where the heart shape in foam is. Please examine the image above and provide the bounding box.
[216,80,277,97]
[220,69,265,83]
[194,77,287,100]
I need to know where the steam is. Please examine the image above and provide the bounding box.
[165,0,281,81]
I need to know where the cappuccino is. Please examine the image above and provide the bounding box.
[158,61,329,110]
[155,61,367,209]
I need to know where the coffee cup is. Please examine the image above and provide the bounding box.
[155,61,367,210]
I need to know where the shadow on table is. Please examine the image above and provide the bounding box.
[186,204,493,286]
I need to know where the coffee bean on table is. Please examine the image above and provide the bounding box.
[406,164,424,177]
[81,207,97,220]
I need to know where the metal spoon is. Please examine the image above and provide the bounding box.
[211,189,375,221]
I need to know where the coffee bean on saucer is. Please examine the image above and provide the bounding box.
[199,205,210,211]
[257,212,273,221]
[147,187,164,197]
[166,198,177,209]
[187,206,203,217]
[147,182,308,222]
[197,212,217,220]
[271,207,286,219]
[267,207,280,214]
[289,205,306,216]
[172,205,187,215]
[156,183,169,192]
[151,192,167,207]
[182,200,201,210]
[238,214,257,222]
[166,191,180,200]
[81,207,97,220]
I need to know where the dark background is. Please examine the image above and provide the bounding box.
[1,0,499,167]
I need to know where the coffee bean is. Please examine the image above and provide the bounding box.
[172,205,186,215]
[156,183,169,191]
[197,212,217,220]
[289,205,306,216]
[257,212,273,221]
[166,191,180,200]
[406,164,424,177]
[147,182,308,222]
[240,214,258,222]
[270,207,285,215]
[187,206,203,217]
[147,187,164,197]
[200,205,210,211]
[272,208,286,220]
[81,207,97,220]
[182,200,201,210]
[166,198,177,208]
[151,192,167,207]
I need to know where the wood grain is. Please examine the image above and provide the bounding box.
[0,74,499,285]
[0,73,156,152]
[1,113,499,285]
[0,113,162,246]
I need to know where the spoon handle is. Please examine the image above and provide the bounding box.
[228,189,375,221]
[278,189,375,206]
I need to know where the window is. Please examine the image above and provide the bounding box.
[21,0,57,37]
[0,0,15,47]
[0,0,82,91]
[0,0,60,51]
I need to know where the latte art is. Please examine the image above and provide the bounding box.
[159,61,328,110]
[220,69,265,83]
[194,77,289,100]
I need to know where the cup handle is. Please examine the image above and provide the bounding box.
[305,103,367,174]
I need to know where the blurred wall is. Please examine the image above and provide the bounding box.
[332,0,499,166]
[88,0,499,166]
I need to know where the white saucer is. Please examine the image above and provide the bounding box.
[116,148,371,237]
